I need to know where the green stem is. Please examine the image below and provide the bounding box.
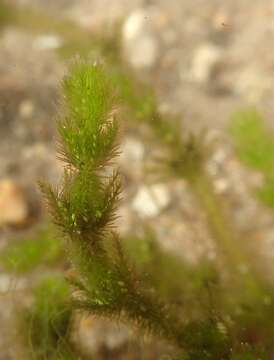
[191,173,245,271]
[190,171,269,298]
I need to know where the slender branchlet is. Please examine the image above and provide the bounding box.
[40,60,190,351]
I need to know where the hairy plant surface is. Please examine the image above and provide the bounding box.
[41,61,204,358]
[40,61,274,359]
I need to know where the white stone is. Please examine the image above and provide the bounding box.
[212,148,228,166]
[123,10,146,40]
[132,184,171,218]
[34,34,62,50]
[213,178,230,194]
[121,137,145,162]
[191,43,222,83]
[0,274,26,292]
[0,180,29,227]
[19,99,34,118]
[77,317,129,355]
[122,9,159,69]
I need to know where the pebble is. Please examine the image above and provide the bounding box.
[213,177,230,194]
[122,8,159,69]
[191,43,222,83]
[120,137,145,162]
[0,179,29,227]
[77,317,129,355]
[132,184,171,218]
[19,99,34,119]
[33,34,62,50]
[0,274,26,293]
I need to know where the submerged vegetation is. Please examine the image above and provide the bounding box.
[40,62,193,356]
[230,109,274,207]
[1,1,274,358]
[0,226,63,273]
[39,61,274,359]
[22,276,75,360]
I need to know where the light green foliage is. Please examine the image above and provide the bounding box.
[230,109,274,172]
[230,109,274,206]
[41,62,191,354]
[111,69,157,121]
[59,62,118,170]
[0,226,63,273]
[23,276,74,360]
[257,179,274,206]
